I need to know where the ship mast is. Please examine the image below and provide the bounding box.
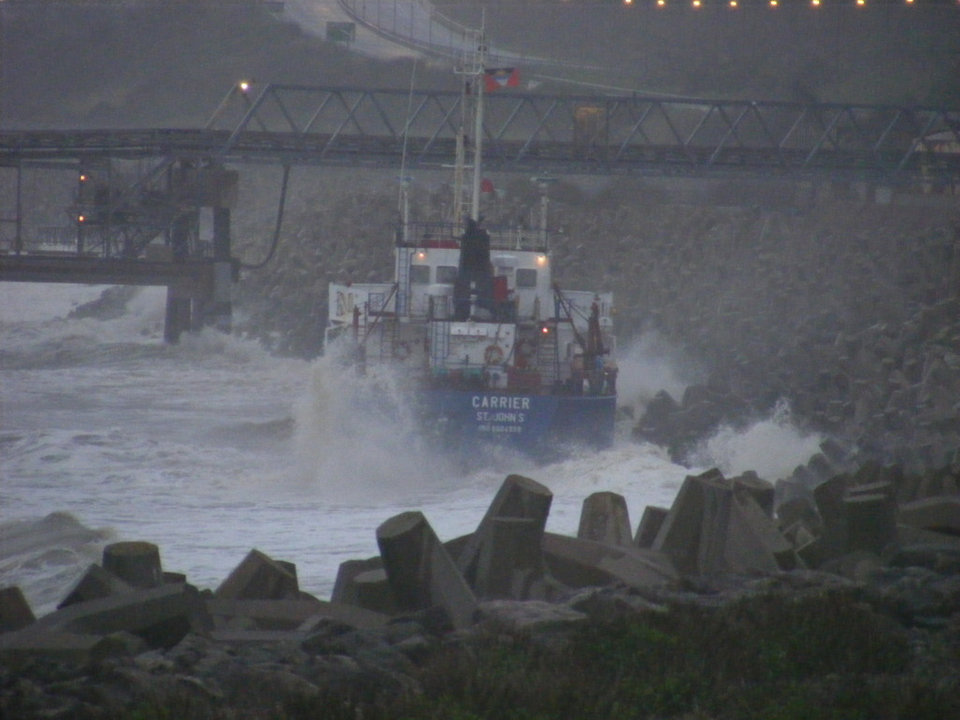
[470,37,485,223]
[454,21,486,227]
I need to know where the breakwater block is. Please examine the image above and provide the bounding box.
[634,506,669,549]
[475,517,544,600]
[376,511,477,630]
[844,493,898,554]
[578,492,633,547]
[216,549,300,601]
[732,472,775,517]
[651,469,723,575]
[0,629,117,667]
[457,474,552,588]
[812,474,851,558]
[899,496,960,535]
[331,557,382,604]
[331,557,399,614]
[32,583,212,650]
[352,569,398,615]
[103,541,164,589]
[541,532,678,590]
[776,496,823,537]
[0,586,35,633]
[58,563,134,609]
[728,485,798,572]
[207,597,387,633]
[652,469,795,576]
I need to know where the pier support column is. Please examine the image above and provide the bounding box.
[163,288,193,344]
[207,206,233,333]
[163,214,195,344]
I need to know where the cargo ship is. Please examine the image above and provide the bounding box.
[324,40,617,460]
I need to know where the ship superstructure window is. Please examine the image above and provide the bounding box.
[516,269,538,288]
[410,264,430,284]
[436,266,458,284]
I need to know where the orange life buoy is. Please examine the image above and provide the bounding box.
[484,344,504,366]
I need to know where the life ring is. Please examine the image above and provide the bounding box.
[483,344,504,366]
[395,341,410,360]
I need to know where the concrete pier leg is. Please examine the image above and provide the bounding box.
[209,207,233,333]
[102,541,163,589]
[376,511,476,630]
[163,289,192,344]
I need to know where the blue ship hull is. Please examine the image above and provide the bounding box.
[417,389,616,460]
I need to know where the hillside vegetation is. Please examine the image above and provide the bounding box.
[0,1,451,129]
[439,2,959,106]
[3,0,957,131]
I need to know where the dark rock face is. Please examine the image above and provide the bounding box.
[231,170,958,470]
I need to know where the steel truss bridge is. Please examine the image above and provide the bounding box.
[1,84,958,339]
[3,84,959,181]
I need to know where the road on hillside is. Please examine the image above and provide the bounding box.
[285,0,526,68]
[284,0,466,60]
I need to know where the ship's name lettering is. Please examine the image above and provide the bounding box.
[477,412,526,423]
[472,396,531,410]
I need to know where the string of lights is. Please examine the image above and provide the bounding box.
[620,0,958,6]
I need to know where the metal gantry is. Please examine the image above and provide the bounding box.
[1,84,957,342]
[2,84,959,185]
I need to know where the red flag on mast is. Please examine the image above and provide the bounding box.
[484,68,520,92]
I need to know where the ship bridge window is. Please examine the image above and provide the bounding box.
[410,264,430,284]
[516,268,538,288]
[436,265,457,284]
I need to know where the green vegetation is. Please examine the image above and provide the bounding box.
[398,591,922,720]
[105,590,959,720]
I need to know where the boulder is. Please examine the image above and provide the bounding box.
[475,599,587,632]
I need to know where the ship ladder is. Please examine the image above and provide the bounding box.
[430,321,451,368]
[539,323,561,389]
